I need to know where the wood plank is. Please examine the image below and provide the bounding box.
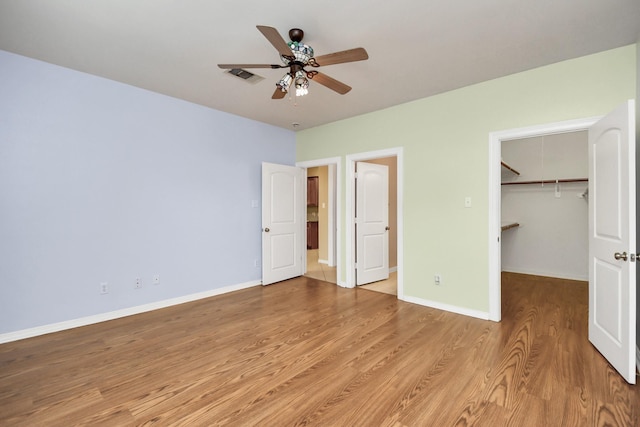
[0,274,638,425]
[501,222,520,231]
[501,161,521,176]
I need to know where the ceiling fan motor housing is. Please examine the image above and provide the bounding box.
[288,28,304,42]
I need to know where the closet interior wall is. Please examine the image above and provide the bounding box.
[501,131,589,281]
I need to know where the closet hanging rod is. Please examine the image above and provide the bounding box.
[502,178,588,186]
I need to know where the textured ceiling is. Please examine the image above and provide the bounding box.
[1,0,639,131]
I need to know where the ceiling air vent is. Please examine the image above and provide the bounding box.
[225,68,265,84]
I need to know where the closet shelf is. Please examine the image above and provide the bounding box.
[501,161,520,176]
[501,178,588,186]
[501,222,520,231]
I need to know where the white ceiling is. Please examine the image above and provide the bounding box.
[1,1,639,131]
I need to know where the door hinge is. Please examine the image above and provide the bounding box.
[354,172,358,179]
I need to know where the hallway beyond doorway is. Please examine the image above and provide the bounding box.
[360,272,397,296]
[305,249,397,296]
[305,249,337,284]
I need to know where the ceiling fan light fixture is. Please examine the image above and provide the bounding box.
[294,71,309,97]
[276,73,292,92]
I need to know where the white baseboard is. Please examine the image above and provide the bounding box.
[0,280,261,344]
[390,266,398,273]
[318,259,329,265]
[401,295,490,321]
[501,268,588,282]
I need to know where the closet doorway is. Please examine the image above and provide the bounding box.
[500,131,589,281]
[488,116,599,321]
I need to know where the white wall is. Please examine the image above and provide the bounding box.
[0,51,295,336]
[501,131,589,280]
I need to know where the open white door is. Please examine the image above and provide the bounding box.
[262,162,304,285]
[356,162,389,285]
[588,100,636,384]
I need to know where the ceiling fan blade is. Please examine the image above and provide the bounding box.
[314,47,369,66]
[218,63,281,69]
[257,25,293,58]
[272,87,287,99]
[312,72,352,95]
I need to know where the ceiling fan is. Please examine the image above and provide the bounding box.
[218,26,369,99]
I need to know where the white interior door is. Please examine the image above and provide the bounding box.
[262,162,304,285]
[588,100,636,384]
[356,162,389,285]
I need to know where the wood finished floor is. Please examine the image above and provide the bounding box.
[1,273,638,426]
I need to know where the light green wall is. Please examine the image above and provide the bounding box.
[296,45,637,314]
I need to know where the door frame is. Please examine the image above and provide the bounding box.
[488,116,601,321]
[346,147,404,297]
[296,157,341,282]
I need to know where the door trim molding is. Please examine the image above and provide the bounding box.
[488,116,600,321]
[296,157,342,284]
[346,147,404,299]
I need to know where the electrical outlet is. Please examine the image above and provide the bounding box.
[100,282,109,294]
[464,197,472,208]
[254,259,259,268]
[434,274,442,285]
[135,278,142,289]
[153,275,160,285]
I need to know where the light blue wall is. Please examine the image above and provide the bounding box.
[0,51,295,334]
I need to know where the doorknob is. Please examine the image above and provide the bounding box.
[614,251,628,261]
[630,253,640,262]
[385,226,390,231]
[263,227,270,233]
